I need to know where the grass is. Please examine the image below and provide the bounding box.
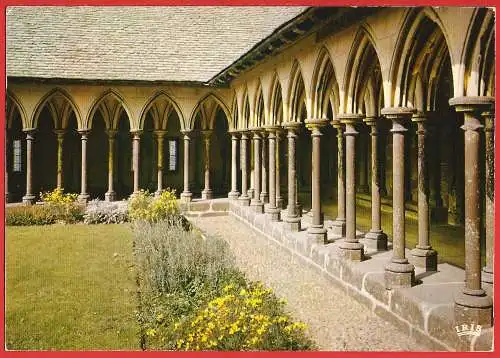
[5,224,140,350]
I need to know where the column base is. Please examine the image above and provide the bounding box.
[338,240,364,261]
[283,215,301,231]
[250,199,264,213]
[265,206,281,221]
[22,194,36,205]
[481,267,493,285]
[260,192,269,204]
[181,191,193,203]
[247,188,255,199]
[228,191,240,200]
[276,196,284,209]
[410,247,438,272]
[364,230,388,251]
[384,260,415,289]
[105,191,116,202]
[330,219,346,237]
[201,189,213,200]
[296,203,302,217]
[238,195,251,206]
[77,193,90,203]
[454,290,493,328]
[307,225,327,243]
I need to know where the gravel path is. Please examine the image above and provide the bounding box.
[190,215,427,351]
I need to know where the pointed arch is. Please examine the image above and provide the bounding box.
[287,60,307,122]
[7,91,27,130]
[310,46,340,120]
[231,94,239,130]
[343,26,383,115]
[269,72,284,125]
[31,87,82,130]
[86,88,133,130]
[253,82,265,128]
[188,92,232,130]
[139,91,185,131]
[390,8,454,109]
[241,88,251,130]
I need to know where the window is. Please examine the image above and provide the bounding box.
[168,139,178,171]
[13,140,22,172]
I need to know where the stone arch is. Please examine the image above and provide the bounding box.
[269,72,284,125]
[241,88,251,130]
[310,46,340,119]
[86,88,133,130]
[462,8,495,97]
[31,87,82,129]
[7,91,28,130]
[231,94,239,130]
[139,91,185,131]
[287,60,307,122]
[390,8,454,108]
[343,26,383,115]
[189,92,232,130]
[253,82,265,128]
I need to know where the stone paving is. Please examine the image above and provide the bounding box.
[189,214,428,351]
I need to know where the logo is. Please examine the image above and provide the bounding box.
[455,323,482,337]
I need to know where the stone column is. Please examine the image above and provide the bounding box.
[338,114,364,261]
[54,129,65,189]
[264,126,280,220]
[238,130,251,206]
[410,112,437,271]
[260,131,269,203]
[275,128,284,209]
[449,96,493,328]
[363,117,388,251]
[250,129,264,213]
[78,129,90,202]
[105,130,117,201]
[180,130,193,202]
[358,128,369,193]
[201,130,213,200]
[305,119,328,243]
[228,130,240,200]
[131,130,142,195]
[381,107,415,289]
[22,129,36,204]
[331,120,346,236]
[482,110,494,285]
[283,122,301,231]
[154,130,167,196]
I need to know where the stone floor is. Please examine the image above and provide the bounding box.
[189,214,428,351]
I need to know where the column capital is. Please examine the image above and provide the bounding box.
[130,129,142,139]
[54,129,66,138]
[381,107,415,120]
[23,128,37,140]
[338,113,364,125]
[264,125,280,138]
[228,129,241,137]
[330,119,344,129]
[106,129,118,138]
[282,121,301,132]
[201,129,213,138]
[411,111,428,123]
[239,129,251,140]
[154,130,168,138]
[304,118,328,131]
[362,116,379,126]
[449,96,494,114]
[78,129,91,138]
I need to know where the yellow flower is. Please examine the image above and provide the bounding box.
[145,328,157,337]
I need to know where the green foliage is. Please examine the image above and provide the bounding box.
[6,203,84,226]
[128,189,179,223]
[40,187,78,204]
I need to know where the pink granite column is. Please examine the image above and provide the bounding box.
[78,129,90,202]
[105,130,117,201]
[238,130,251,206]
[363,117,388,251]
[381,107,415,289]
[54,129,65,189]
[482,110,494,285]
[275,128,284,209]
[264,126,280,220]
[283,121,301,231]
[228,130,240,200]
[154,130,167,196]
[330,120,346,237]
[260,130,269,204]
[180,130,192,202]
[201,130,213,200]
[22,129,36,205]
[250,130,264,212]
[410,112,437,271]
[449,96,493,328]
[131,130,142,195]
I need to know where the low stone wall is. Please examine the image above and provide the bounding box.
[228,200,493,352]
[180,198,229,217]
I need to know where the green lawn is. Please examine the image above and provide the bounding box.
[5,224,140,350]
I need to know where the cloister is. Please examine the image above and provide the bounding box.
[6,6,495,350]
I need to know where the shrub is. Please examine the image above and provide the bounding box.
[40,187,78,204]
[6,205,56,226]
[83,199,129,224]
[128,189,179,223]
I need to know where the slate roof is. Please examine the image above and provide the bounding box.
[7,6,308,83]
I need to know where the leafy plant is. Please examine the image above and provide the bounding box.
[83,199,129,224]
[128,189,179,223]
[40,188,78,204]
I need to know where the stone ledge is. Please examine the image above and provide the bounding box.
[228,202,493,352]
